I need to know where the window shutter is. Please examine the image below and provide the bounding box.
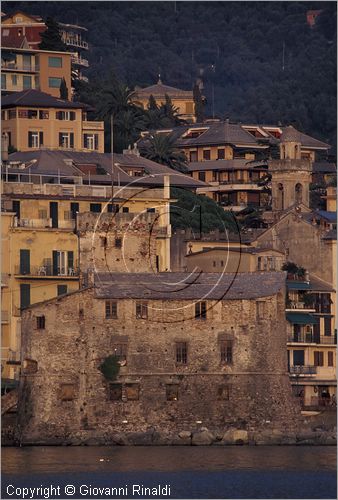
[52,251,58,276]
[20,284,31,309]
[39,131,43,146]
[20,249,30,274]
[70,133,74,148]
[28,131,33,148]
[59,133,63,147]
[70,111,75,121]
[94,134,98,150]
[67,251,74,270]
[83,134,87,148]
[56,111,61,120]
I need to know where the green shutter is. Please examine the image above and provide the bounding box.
[57,284,67,296]
[67,251,74,270]
[52,251,58,276]
[70,133,74,148]
[20,249,30,274]
[20,284,31,309]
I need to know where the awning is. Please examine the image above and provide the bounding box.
[286,281,311,291]
[286,312,319,325]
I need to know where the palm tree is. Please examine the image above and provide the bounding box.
[139,133,188,173]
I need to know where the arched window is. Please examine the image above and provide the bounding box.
[295,183,303,204]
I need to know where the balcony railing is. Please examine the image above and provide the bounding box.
[1,63,37,72]
[64,38,89,49]
[15,218,52,228]
[14,265,79,277]
[288,334,336,345]
[82,120,104,130]
[289,365,317,375]
[71,54,89,67]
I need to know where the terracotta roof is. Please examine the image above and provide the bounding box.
[94,271,286,300]
[133,79,193,98]
[2,89,89,109]
[7,149,205,189]
[186,246,284,257]
[1,32,29,48]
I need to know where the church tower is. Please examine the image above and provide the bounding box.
[270,126,312,211]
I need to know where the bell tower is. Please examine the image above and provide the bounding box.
[270,126,312,211]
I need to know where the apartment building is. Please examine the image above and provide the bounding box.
[2,89,104,152]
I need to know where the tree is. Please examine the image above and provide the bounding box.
[159,94,184,126]
[148,94,158,111]
[139,133,188,173]
[99,355,120,381]
[39,17,67,52]
[59,78,69,100]
[193,84,205,123]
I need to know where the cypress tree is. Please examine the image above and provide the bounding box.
[39,17,67,52]
[59,78,69,100]
[193,84,205,123]
[148,94,158,111]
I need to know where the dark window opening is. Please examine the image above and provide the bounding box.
[36,315,45,329]
[109,383,122,401]
[136,301,148,319]
[115,238,122,248]
[90,203,102,213]
[217,385,230,400]
[220,340,233,364]
[176,342,187,364]
[166,384,179,401]
[57,284,67,296]
[105,300,117,319]
[195,301,207,320]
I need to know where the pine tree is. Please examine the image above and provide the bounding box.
[39,17,67,52]
[193,84,205,123]
[59,78,69,100]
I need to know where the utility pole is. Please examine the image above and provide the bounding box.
[211,64,216,119]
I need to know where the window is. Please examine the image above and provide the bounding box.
[57,285,68,296]
[27,109,38,119]
[328,351,334,367]
[136,301,148,319]
[195,301,207,320]
[108,204,119,213]
[217,385,230,400]
[70,202,79,219]
[147,208,155,213]
[11,74,17,86]
[1,74,6,89]
[36,316,45,329]
[19,249,30,275]
[90,203,101,213]
[115,238,122,248]
[122,207,129,213]
[105,300,117,319]
[217,149,225,160]
[220,340,233,364]
[324,317,332,336]
[189,150,197,162]
[83,133,99,150]
[56,111,76,121]
[213,261,216,267]
[39,110,49,119]
[52,250,73,276]
[112,343,127,363]
[203,149,211,160]
[256,301,266,319]
[23,75,32,89]
[314,351,324,367]
[59,132,74,148]
[9,110,16,119]
[28,131,43,148]
[166,384,179,401]
[109,383,122,401]
[60,383,76,401]
[48,56,62,68]
[198,171,206,182]
[176,342,187,364]
[49,77,62,88]
[293,350,304,366]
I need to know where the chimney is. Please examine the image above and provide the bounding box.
[1,133,9,162]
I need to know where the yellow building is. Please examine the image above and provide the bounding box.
[1,47,72,97]
[1,148,202,379]
[2,89,104,152]
[286,275,336,408]
[132,78,196,122]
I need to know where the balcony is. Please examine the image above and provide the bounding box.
[1,63,38,73]
[64,38,89,49]
[288,334,336,345]
[1,311,9,324]
[14,265,79,278]
[15,218,52,228]
[82,120,104,130]
[289,365,317,375]
[71,54,89,67]
[286,301,315,311]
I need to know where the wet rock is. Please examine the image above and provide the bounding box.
[192,429,215,445]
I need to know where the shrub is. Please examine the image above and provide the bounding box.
[99,355,120,381]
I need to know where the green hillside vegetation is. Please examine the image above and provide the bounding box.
[4,1,336,153]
